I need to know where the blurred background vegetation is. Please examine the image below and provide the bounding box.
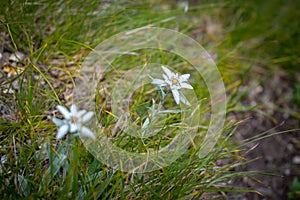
[0,0,299,199]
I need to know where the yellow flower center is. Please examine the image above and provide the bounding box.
[71,116,78,123]
[172,78,179,85]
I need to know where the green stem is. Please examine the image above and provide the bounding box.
[62,135,71,183]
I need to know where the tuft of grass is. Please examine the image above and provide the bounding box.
[0,0,299,199]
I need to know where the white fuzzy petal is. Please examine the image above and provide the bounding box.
[51,117,65,127]
[152,79,166,86]
[161,66,173,79]
[171,89,180,104]
[81,126,95,139]
[82,112,94,123]
[180,82,193,90]
[56,124,69,139]
[70,104,78,115]
[57,105,71,120]
[162,74,169,81]
[70,123,78,133]
[180,74,190,81]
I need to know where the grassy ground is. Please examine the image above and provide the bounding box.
[0,0,299,199]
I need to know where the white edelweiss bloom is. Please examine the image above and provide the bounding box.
[151,66,193,105]
[50,104,95,140]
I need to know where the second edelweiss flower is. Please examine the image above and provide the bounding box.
[151,66,193,105]
[50,104,95,140]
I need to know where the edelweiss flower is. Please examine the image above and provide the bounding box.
[151,66,193,105]
[50,104,95,140]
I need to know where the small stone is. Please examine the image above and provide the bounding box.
[255,85,263,93]
[284,168,291,175]
[0,155,7,174]
[292,156,300,164]
[3,88,14,94]
[9,51,25,62]
[1,155,7,164]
